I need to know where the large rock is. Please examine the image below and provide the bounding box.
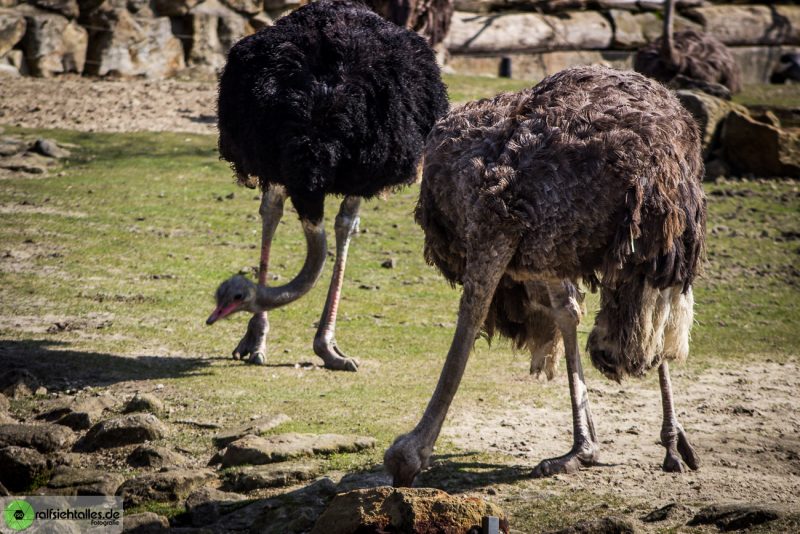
[0,9,25,57]
[152,0,200,16]
[730,46,800,86]
[20,11,86,76]
[85,9,184,78]
[220,0,259,15]
[548,516,636,534]
[116,468,215,507]
[37,396,115,430]
[212,413,290,448]
[0,446,50,492]
[687,503,782,531]
[687,5,800,46]
[310,486,508,534]
[184,487,245,527]
[608,9,645,49]
[223,461,322,492]
[445,10,612,54]
[722,109,800,177]
[127,444,188,468]
[0,423,75,453]
[122,512,169,533]
[0,392,9,412]
[124,393,164,415]
[448,50,633,80]
[179,0,248,71]
[675,90,745,157]
[74,413,168,451]
[46,466,124,495]
[0,368,40,398]
[29,0,79,18]
[221,433,376,468]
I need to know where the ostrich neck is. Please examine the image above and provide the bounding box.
[253,219,327,311]
[662,0,676,63]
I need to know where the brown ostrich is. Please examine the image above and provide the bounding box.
[364,0,454,47]
[634,0,741,98]
[384,66,707,486]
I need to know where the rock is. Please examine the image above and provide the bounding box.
[32,138,70,158]
[152,0,199,16]
[675,90,744,157]
[0,446,50,492]
[37,396,113,430]
[446,10,612,54]
[686,5,800,46]
[223,461,322,492]
[633,10,700,43]
[124,393,164,415]
[122,512,169,533]
[0,412,14,424]
[20,12,87,76]
[548,516,636,534]
[608,9,645,49]
[212,413,290,448]
[221,433,376,468]
[688,503,782,531]
[0,423,75,453]
[0,392,9,412]
[722,109,800,177]
[0,154,48,174]
[29,0,79,18]
[0,136,28,156]
[641,502,693,523]
[184,487,245,527]
[220,0,259,15]
[85,10,184,78]
[310,486,508,534]
[730,46,800,86]
[46,466,124,495]
[127,445,188,469]
[380,258,396,269]
[116,468,215,507]
[74,413,168,451]
[448,49,632,81]
[0,9,26,57]
[0,368,40,398]
[178,0,248,71]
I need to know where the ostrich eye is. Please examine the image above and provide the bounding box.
[233,293,243,301]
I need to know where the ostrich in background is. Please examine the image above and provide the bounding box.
[385,66,706,486]
[364,0,454,48]
[634,0,741,98]
[205,0,448,371]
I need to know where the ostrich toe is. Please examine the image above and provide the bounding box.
[532,442,600,478]
[313,338,359,372]
[233,313,268,365]
[677,425,700,470]
[384,432,431,487]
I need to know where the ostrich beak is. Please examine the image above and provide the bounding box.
[205,301,242,325]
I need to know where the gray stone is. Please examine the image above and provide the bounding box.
[675,90,744,157]
[75,413,167,451]
[184,487,245,527]
[116,468,215,507]
[221,433,376,468]
[547,516,636,534]
[21,11,87,76]
[730,46,800,86]
[220,0,259,15]
[124,393,164,415]
[29,0,79,18]
[0,446,50,492]
[0,423,75,453]
[688,503,781,531]
[634,11,700,43]
[687,5,799,46]
[127,445,188,468]
[722,109,800,177]
[212,413,290,448]
[122,512,169,533]
[641,502,693,523]
[46,466,124,495]
[0,9,25,57]
[181,0,247,71]
[0,412,14,424]
[223,461,322,492]
[0,392,9,412]
[608,9,645,49]
[0,137,27,157]
[0,368,40,398]
[32,138,70,158]
[448,50,633,80]
[37,395,113,430]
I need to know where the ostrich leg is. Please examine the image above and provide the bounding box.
[659,360,700,472]
[313,196,362,372]
[532,280,600,477]
[385,240,516,486]
[233,185,287,365]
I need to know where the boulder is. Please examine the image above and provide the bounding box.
[547,516,636,533]
[212,413,290,448]
[0,9,25,57]
[729,46,800,86]
[0,446,50,492]
[74,413,168,451]
[0,392,9,412]
[127,444,188,468]
[180,0,249,71]
[37,395,114,430]
[46,466,124,495]
[634,11,701,43]
[310,486,508,534]
[220,0,259,15]
[0,412,14,424]
[85,10,184,78]
[445,10,612,54]
[687,503,781,531]
[0,423,75,453]
[222,461,322,492]
[116,468,215,507]
[608,9,645,49]
[124,393,164,415]
[686,5,800,46]
[221,433,376,468]
[184,487,245,526]
[722,109,800,177]
[152,0,200,16]
[0,368,40,398]
[29,0,79,18]
[448,50,633,80]
[122,512,169,533]
[20,11,86,76]
[675,90,745,157]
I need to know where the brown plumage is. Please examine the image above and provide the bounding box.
[634,0,741,97]
[363,0,453,46]
[385,66,706,487]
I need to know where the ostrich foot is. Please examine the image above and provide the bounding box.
[233,313,268,365]
[663,425,699,472]
[532,442,599,478]
[384,432,432,487]
[313,337,359,372]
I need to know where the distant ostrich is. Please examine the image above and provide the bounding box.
[205,0,448,371]
[385,66,707,486]
[364,0,454,47]
[634,0,741,98]
[771,53,800,84]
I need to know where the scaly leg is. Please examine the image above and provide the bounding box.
[233,185,287,365]
[385,238,516,486]
[313,196,361,372]
[659,360,700,472]
[532,281,600,477]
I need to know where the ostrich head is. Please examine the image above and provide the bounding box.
[206,275,257,325]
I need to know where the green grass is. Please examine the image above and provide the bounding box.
[443,74,533,103]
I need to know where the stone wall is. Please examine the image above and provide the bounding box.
[0,0,798,80]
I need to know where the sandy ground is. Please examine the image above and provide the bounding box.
[1,75,218,134]
[444,360,800,509]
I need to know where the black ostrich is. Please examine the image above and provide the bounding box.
[205,0,448,371]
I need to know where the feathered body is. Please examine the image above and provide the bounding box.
[416,66,706,380]
[363,0,454,46]
[217,0,448,222]
[634,29,742,95]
